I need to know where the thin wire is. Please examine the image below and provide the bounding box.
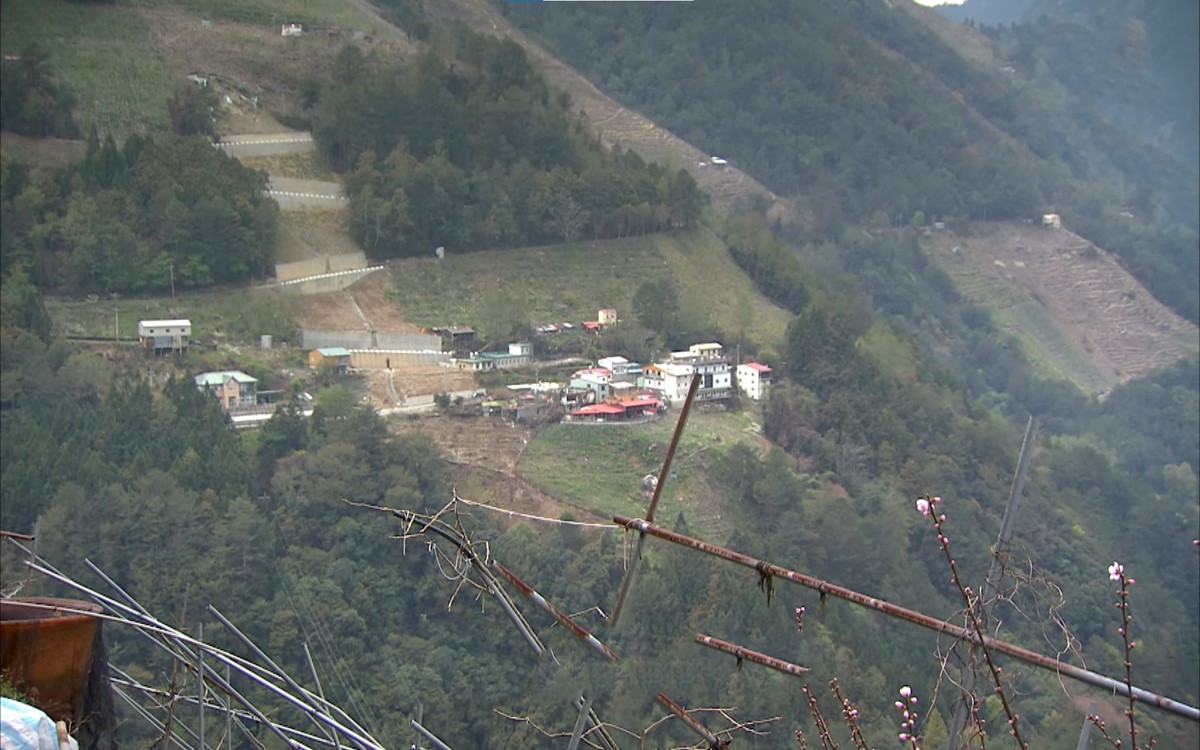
[270,517,385,737]
[453,495,615,529]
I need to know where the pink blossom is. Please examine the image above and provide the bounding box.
[915,498,931,515]
[1108,561,1124,581]
[899,686,912,698]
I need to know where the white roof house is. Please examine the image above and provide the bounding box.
[138,319,191,337]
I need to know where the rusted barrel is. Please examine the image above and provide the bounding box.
[1,597,102,724]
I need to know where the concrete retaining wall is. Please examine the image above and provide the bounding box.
[349,350,450,369]
[303,330,373,349]
[327,252,367,273]
[375,332,441,350]
[275,252,368,282]
[302,330,443,350]
[275,257,328,282]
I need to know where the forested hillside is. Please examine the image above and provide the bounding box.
[508,0,1200,322]
[1,134,277,294]
[0,0,1197,747]
[309,30,704,257]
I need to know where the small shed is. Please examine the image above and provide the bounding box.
[309,347,351,373]
[1042,213,1062,229]
[435,326,476,350]
[598,308,618,326]
[138,319,191,355]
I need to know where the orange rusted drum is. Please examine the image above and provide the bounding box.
[1,597,102,723]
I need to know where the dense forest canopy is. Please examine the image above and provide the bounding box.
[309,30,705,257]
[0,46,78,139]
[0,133,277,294]
[508,0,1200,322]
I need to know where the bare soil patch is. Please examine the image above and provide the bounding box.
[277,209,359,259]
[926,221,1198,389]
[291,290,368,331]
[344,271,421,332]
[290,271,422,333]
[388,413,603,523]
[140,4,418,134]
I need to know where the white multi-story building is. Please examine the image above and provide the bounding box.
[641,342,732,402]
[736,362,773,401]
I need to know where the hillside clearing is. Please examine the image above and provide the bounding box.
[47,286,299,345]
[1,0,174,138]
[387,230,791,351]
[518,408,765,541]
[925,222,1198,391]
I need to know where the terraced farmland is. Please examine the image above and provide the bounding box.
[926,222,1198,392]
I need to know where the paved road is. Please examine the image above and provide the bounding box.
[266,176,346,210]
[216,132,315,158]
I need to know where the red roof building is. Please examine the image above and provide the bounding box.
[568,395,664,422]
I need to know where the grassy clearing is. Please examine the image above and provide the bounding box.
[241,152,336,182]
[389,229,791,350]
[130,0,382,31]
[995,300,1114,393]
[517,407,763,540]
[47,286,299,345]
[1,0,174,139]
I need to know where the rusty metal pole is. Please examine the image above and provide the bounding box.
[610,373,701,627]
[492,561,620,662]
[694,634,809,678]
[656,692,726,749]
[612,515,1200,723]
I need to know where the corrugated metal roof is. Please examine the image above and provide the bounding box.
[315,347,351,357]
[194,371,257,386]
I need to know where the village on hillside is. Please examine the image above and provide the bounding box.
[138,308,774,429]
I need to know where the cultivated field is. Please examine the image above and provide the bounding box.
[517,407,769,542]
[387,229,792,352]
[1,1,174,138]
[925,222,1199,392]
[47,286,299,345]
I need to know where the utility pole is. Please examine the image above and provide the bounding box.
[946,415,1040,750]
[197,622,204,750]
[114,305,119,342]
[169,261,176,300]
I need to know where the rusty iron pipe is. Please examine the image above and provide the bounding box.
[614,515,1200,723]
[493,561,619,662]
[695,634,809,678]
[655,692,727,749]
[611,373,702,627]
